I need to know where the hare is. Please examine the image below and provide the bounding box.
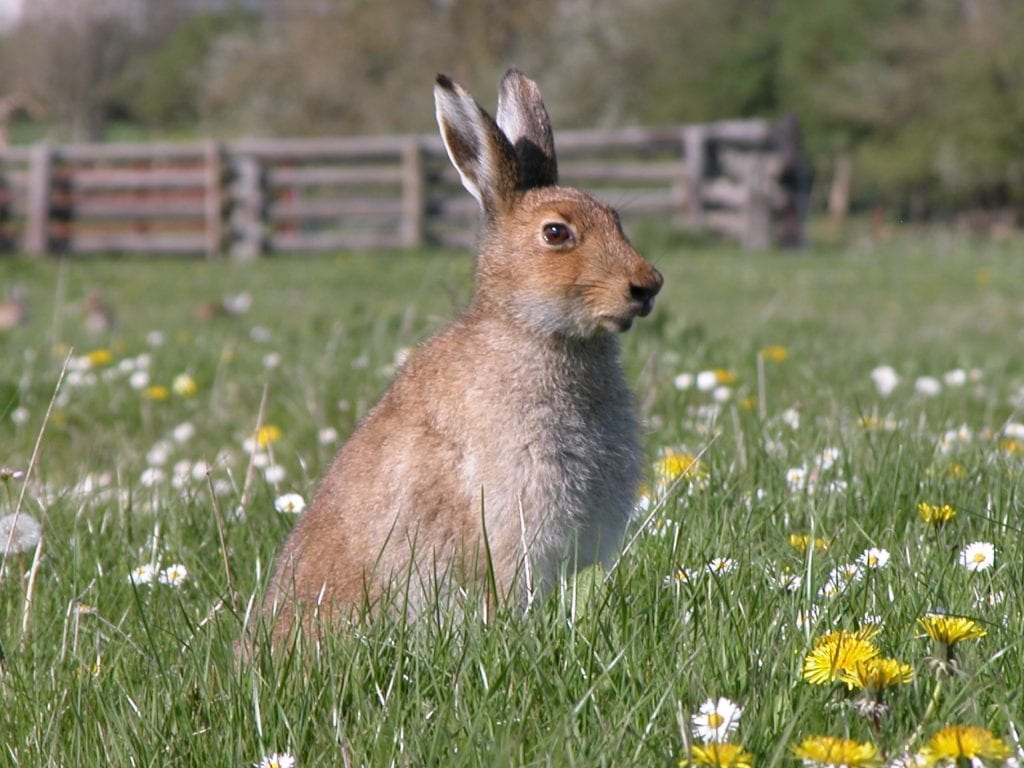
[258,69,662,646]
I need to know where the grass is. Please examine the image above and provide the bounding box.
[1,230,1023,766]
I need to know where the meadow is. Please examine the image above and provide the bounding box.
[1,229,1022,766]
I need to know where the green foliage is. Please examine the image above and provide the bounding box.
[5,0,1024,212]
[120,10,257,128]
[1,233,1023,764]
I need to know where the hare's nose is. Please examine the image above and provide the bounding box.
[629,268,663,316]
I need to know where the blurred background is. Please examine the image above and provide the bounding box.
[1,0,1022,228]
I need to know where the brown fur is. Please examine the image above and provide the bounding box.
[253,70,662,648]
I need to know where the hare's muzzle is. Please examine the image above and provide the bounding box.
[629,266,663,319]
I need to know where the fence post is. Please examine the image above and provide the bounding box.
[400,137,425,249]
[743,157,772,250]
[775,114,810,248]
[682,126,706,228]
[230,151,265,260]
[203,139,225,259]
[25,141,53,256]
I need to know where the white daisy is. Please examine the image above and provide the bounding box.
[129,563,157,586]
[674,372,694,391]
[159,563,188,587]
[274,493,307,515]
[663,567,694,587]
[815,447,841,471]
[264,464,286,484]
[706,557,738,576]
[129,370,150,390]
[692,697,742,742]
[833,562,864,584]
[796,606,820,631]
[858,547,890,570]
[943,369,967,387]
[785,467,807,493]
[696,370,719,392]
[255,753,296,768]
[139,467,165,487]
[773,568,802,592]
[318,427,339,445]
[958,541,995,572]
[914,376,942,397]
[870,365,900,397]
[1004,422,1024,440]
[781,407,800,430]
[172,421,196,443]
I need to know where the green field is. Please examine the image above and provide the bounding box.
[1,231,1022,766]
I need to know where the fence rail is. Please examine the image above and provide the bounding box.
[0,118,807,258]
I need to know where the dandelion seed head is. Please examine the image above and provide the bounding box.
[0,513,42,553]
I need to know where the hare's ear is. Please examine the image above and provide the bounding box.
[434,74,519,217]
[495,68,558,189]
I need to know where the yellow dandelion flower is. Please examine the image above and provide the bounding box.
[918,502,956,525]
[713,368,737,385]
[999,438,1024,455]
[918,725,1011,766]
[813,625,882,647]
[946,463,966,479]
[681,743,754,768]
[839,657,913,691]
[760,345,789,363]
[256,424,282,447]
[917,614,986,645]
[792,736,878,767]
[86,348,113,366]
[143,385,170,401]
[802,628,880,685]
[656,451,707,483]
[788,533,829,554]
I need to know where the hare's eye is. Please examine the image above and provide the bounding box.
[542,222,573,246]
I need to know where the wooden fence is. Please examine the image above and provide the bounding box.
[0,118,807,258]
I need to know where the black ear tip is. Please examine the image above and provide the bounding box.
[436,73,455,90]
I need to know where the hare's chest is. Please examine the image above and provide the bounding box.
[466,385,642,575]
